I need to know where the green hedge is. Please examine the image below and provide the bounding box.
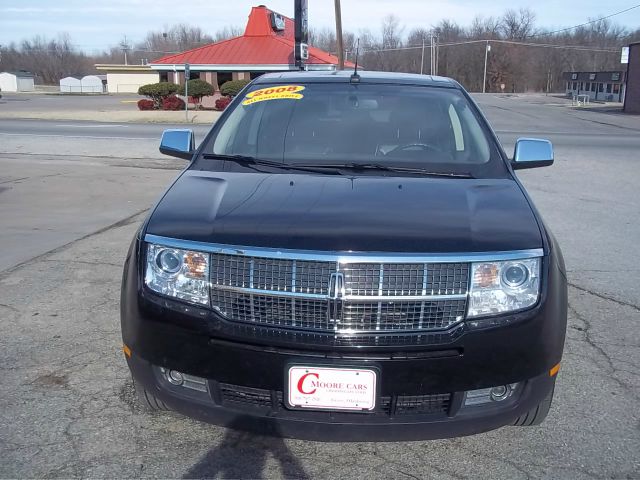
[220,79,250,97]
[137,82,180,109]
[179,79,215,104]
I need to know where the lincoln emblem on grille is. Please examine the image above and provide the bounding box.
[327,272,345,323]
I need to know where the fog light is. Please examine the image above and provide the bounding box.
[490,385,510,401]
[464,383,519,406]
[167,370,184,386]
[158,367,208,393]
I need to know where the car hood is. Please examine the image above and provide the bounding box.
[145,171,542,252]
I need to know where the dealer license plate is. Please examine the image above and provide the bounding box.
[287,366,377,411]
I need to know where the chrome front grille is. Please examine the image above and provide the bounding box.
[210,253,469,334]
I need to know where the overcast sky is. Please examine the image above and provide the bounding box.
[1,0,639,52]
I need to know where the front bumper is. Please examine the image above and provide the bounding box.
[121,234,567,441]
[128,350,555,441]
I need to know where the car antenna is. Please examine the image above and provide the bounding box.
[350,39,361,83]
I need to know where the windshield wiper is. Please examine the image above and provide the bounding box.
[201,154,344,174]
[293,162,474,178]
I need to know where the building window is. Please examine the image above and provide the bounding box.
[159,71,168,82]
[586,82,591,91]
[589,73,596,80]
[573,81,577,90]
[591,83,596,92]
[217,72,233,88]
[612,73,620,81]
[613,84,620,94]
[598,83,604,92]
[606,83,612,93]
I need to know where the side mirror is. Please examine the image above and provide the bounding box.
[159,129,195,160]
[512,138,554,170]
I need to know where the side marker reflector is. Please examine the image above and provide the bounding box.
[549,363,560,377]
[123,344,132,358]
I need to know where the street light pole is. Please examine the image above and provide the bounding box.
[435,35,439,76]
[420,37,425,75]
[430,33,434,75]
[334,0,344,70]
[482,41,490,93]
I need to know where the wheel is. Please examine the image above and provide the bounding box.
[513,384,555,426]
[135,380,170,412]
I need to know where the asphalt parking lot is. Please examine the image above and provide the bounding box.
[1,94,639,479]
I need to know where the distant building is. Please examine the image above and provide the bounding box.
[623,42,640,114]
[147,5,351,91]
[563,71,626,102]
[0,71,35,92]
[94,64,159,93]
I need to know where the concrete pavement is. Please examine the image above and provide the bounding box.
[0,92,221,123]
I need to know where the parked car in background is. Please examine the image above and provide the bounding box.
[121,71,567,441]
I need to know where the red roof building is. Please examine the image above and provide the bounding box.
[150,5,350,91]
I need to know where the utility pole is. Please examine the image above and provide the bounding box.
[120,36,131,66]
[420,37,425,75]
[482,41,491,93]
[429,32,438,76]
[546,69,551,96]
[334,0,344,70]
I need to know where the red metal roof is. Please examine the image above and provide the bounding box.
[151,5,350,68]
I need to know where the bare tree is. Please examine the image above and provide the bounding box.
[3,9,639,91]
[502,8,536,39]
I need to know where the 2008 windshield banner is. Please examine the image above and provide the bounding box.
[242,85,305,105]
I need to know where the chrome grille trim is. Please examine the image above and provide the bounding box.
[145,234,544,335]
[144,235,544,263]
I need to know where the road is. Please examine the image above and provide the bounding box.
[0,95,639,478]
[0,92,140,112]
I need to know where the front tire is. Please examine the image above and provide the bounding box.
[513,384,555,426]
[135,381,170,412]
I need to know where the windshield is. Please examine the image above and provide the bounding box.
[205,82,502,175]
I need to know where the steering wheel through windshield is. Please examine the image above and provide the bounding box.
[386,143,443,156]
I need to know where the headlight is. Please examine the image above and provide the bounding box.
[145,243,210,305]
[467,258,540,317]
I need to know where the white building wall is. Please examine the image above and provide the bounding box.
[0,73,18,92]
[80,75,103,93]
[106,72,159,93]
[16,77,34,91]
[60,77,81,93]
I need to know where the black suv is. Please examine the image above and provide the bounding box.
[121,71,567,441]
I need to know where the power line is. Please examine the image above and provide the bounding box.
[361,38,621,55]
[526,3,640,38]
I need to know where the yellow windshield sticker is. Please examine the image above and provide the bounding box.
[243,85,305,105]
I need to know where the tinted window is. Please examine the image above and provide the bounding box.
[208,83,497,172]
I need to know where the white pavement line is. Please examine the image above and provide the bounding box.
[54,124,128,128]
[0,132,150,140]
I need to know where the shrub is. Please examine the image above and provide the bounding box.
[138,82,179,108]
[162,95,186,111]
[215,96,232,111]
[179,79,215,108]
[137,99,155,111]
[220,79,250,97]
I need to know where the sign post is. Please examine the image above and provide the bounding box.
[184,63,190,121]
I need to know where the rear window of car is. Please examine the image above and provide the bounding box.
[206,82,501,173]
